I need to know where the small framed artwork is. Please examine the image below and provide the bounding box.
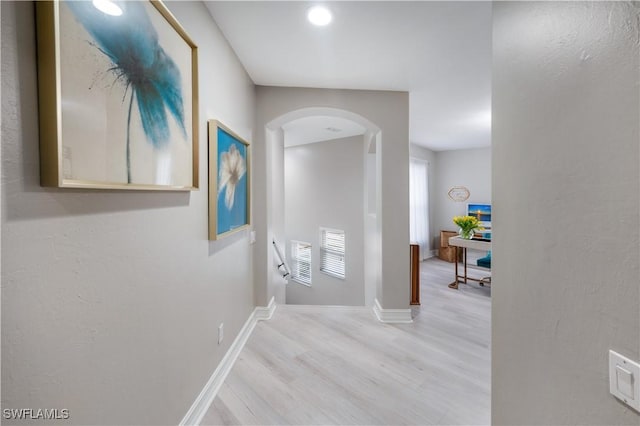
[448,186,470,202]
[208,120,250,240]
[36,0,199,190]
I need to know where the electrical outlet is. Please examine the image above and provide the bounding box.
[218,323,224,344]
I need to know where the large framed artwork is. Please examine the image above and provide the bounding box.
[36,0,199,190]
[208,120,250,240]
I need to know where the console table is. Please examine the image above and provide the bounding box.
[447,236,491,289]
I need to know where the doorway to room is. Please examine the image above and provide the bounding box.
[265,107,381,308]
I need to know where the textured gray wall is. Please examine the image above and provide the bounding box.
[1,1,255,424]
[492,2,640,424]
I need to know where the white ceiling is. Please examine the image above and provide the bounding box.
[282,116,366,147]
[205,1,492,151]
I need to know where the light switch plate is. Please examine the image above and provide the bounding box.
[609,350,640,412]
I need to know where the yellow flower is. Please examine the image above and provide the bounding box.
[453,215,483,232]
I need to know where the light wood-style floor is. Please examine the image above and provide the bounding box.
[202,257,491,425]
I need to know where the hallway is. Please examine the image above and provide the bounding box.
[203,258,491,425]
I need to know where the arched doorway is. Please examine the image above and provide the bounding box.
[267,109,380,307]
[252,87,411,323]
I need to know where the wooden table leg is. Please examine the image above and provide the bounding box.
[463,247,468,284]
[448,246,459,289]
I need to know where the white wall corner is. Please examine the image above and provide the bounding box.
[254,296,277,320]
[372,298,413,324]
[179,298,277,426]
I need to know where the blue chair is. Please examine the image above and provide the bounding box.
[477,251,491,268]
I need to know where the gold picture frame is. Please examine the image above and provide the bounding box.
[208,120,251,240]
[36,0,199,190]
[448,186,470,202]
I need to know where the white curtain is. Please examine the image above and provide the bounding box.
[410,158,429,261]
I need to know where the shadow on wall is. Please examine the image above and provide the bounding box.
[208,229,250,256]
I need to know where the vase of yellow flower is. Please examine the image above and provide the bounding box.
[453,215,482,240]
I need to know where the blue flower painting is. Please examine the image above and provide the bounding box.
[217,128,248,235]
[65,1,186,184]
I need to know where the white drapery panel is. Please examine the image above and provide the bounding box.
[410,158,429,261]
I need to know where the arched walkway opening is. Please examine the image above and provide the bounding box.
[265,108,381,307]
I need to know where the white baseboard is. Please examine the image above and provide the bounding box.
[372,298,413,324]
[179,297,276,426]
[423,249,437,260]
[254,296,277,320]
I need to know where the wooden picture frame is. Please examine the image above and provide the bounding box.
[208,120,250,240]
[36,0,199,190]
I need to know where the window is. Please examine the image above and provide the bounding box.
[410,158,429,261]
[290,241,311,285]
[320,228,345,279]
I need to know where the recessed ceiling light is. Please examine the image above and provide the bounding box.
[307,6,332,26]
[325,127,341,132]
[92,0,123,16]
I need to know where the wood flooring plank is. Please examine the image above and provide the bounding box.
[200,391,242,426]
[203,257,491,425]
[215,373,290,425]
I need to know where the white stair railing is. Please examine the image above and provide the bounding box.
[272,240,290,280]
